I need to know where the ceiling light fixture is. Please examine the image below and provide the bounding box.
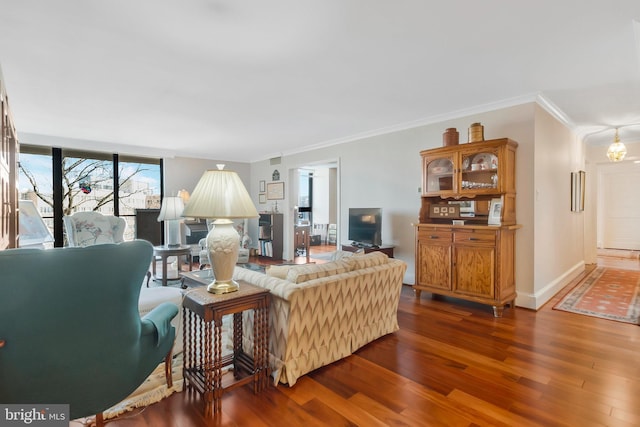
[606,128,627,162]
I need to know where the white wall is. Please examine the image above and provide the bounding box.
[249,103,539,301]
[163,157,251,196]
[521,106,585,309]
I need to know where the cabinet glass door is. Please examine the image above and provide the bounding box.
[424,156,455,194]
[460,151,499,193]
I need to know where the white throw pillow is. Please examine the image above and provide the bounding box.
[73,217,116,246]
[266,265,292,280]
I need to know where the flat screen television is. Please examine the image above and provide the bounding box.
[348,208,382,247]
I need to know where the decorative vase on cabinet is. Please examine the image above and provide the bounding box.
[415,138,520,317]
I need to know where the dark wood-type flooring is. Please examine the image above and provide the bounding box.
[92,249,640,426]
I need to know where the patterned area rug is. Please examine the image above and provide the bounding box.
[73,317,234,425]
[102,354,184,421]
[554,267,640,324]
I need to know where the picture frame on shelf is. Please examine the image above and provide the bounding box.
[488,198,502,225]
[266,182,285,200]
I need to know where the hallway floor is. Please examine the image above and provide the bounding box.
[597,248,640,271]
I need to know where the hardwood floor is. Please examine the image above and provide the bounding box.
[98,252,640,427]
[596,248,640,271]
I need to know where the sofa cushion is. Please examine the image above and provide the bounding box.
[330,250,359,260]
[344,251,389,271]
[266,265,292,280]
[285,260,352,284]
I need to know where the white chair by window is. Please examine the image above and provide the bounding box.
[63,211,126,247]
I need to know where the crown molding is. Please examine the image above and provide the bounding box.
[535,93,576,130]
[261,93,540,162]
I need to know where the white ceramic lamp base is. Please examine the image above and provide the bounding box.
[206,219,240,294]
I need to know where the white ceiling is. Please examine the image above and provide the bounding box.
[1,0,639,162]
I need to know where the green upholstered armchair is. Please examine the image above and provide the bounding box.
[0,240,179,426]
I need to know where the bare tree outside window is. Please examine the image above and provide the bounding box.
[19,150,161,244]
[20,157,151,215]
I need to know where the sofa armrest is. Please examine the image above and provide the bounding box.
[141,302,179,347]
[233,266,297,300]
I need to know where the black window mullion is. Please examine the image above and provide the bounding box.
[52,148,63,247]
[113,154,119,217]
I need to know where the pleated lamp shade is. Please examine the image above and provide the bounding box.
[181,165,258,294]
[182,165,258,219]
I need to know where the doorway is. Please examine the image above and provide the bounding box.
[293,162,338,261]
[597,161,640,251]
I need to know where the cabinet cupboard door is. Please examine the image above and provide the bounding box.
[422,154,456,196]
[459,149,500,195]
[453,245,495,298]
[417,239,451,290]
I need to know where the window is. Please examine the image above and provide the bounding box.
[297,169,313,223]
[18,147,54,239]
[18,145,162,247]
[118,156,162,241]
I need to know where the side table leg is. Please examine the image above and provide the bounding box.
[213,318,223,415]
[259,300,269,391]
[233,312,242,379]
[203,319,213,417]
[252,308,260,393]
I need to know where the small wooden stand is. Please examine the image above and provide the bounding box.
[182,282,270,416]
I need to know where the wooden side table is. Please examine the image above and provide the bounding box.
[182,282,270,416]
[152,245,193,286]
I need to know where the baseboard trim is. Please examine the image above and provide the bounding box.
[515,261,585,310]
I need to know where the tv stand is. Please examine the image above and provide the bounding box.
[342,244,394,258]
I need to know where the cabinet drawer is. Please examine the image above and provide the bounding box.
[454,230,496,244]
[418,229,452,242]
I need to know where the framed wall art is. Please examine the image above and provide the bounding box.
[259,193,266,204]
[266,182,284,200]
[259,180,266,193]
[488,198,502,226]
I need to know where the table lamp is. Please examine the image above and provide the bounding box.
[182,165,259,294]
[157,196,185,247]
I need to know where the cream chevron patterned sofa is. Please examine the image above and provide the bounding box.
[232,251,407,386]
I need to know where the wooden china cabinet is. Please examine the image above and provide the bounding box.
[415,138,519,317]
[0,68,19,250]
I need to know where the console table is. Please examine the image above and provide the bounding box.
[182,282,270,416]
[341,244,395,258]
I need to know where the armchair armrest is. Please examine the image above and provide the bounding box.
[141,302,179,347]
